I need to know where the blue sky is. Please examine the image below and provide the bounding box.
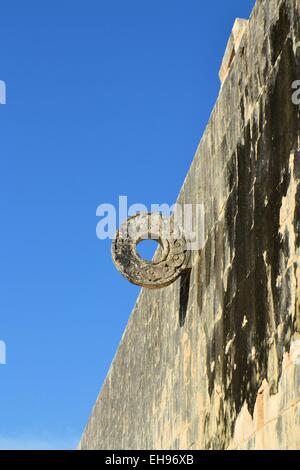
[0,0,255,450]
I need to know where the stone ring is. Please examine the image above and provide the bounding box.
[111,213,190,289]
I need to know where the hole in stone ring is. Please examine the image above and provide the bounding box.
[136,239,161,261]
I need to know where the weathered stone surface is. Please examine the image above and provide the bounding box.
[79,0,300,450]
[219,18,248,85]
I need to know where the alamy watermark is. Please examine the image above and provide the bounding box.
[0,340,6,365]
[96,196,205,251]
[1,81,7,364]
[292,41,300,105]
[0,80,6,105]
[292,79,300,105]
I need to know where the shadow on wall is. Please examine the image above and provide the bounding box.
[179,270,191,327]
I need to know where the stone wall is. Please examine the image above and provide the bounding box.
[79,0,300,450]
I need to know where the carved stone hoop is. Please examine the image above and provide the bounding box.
[112,213,190,289]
